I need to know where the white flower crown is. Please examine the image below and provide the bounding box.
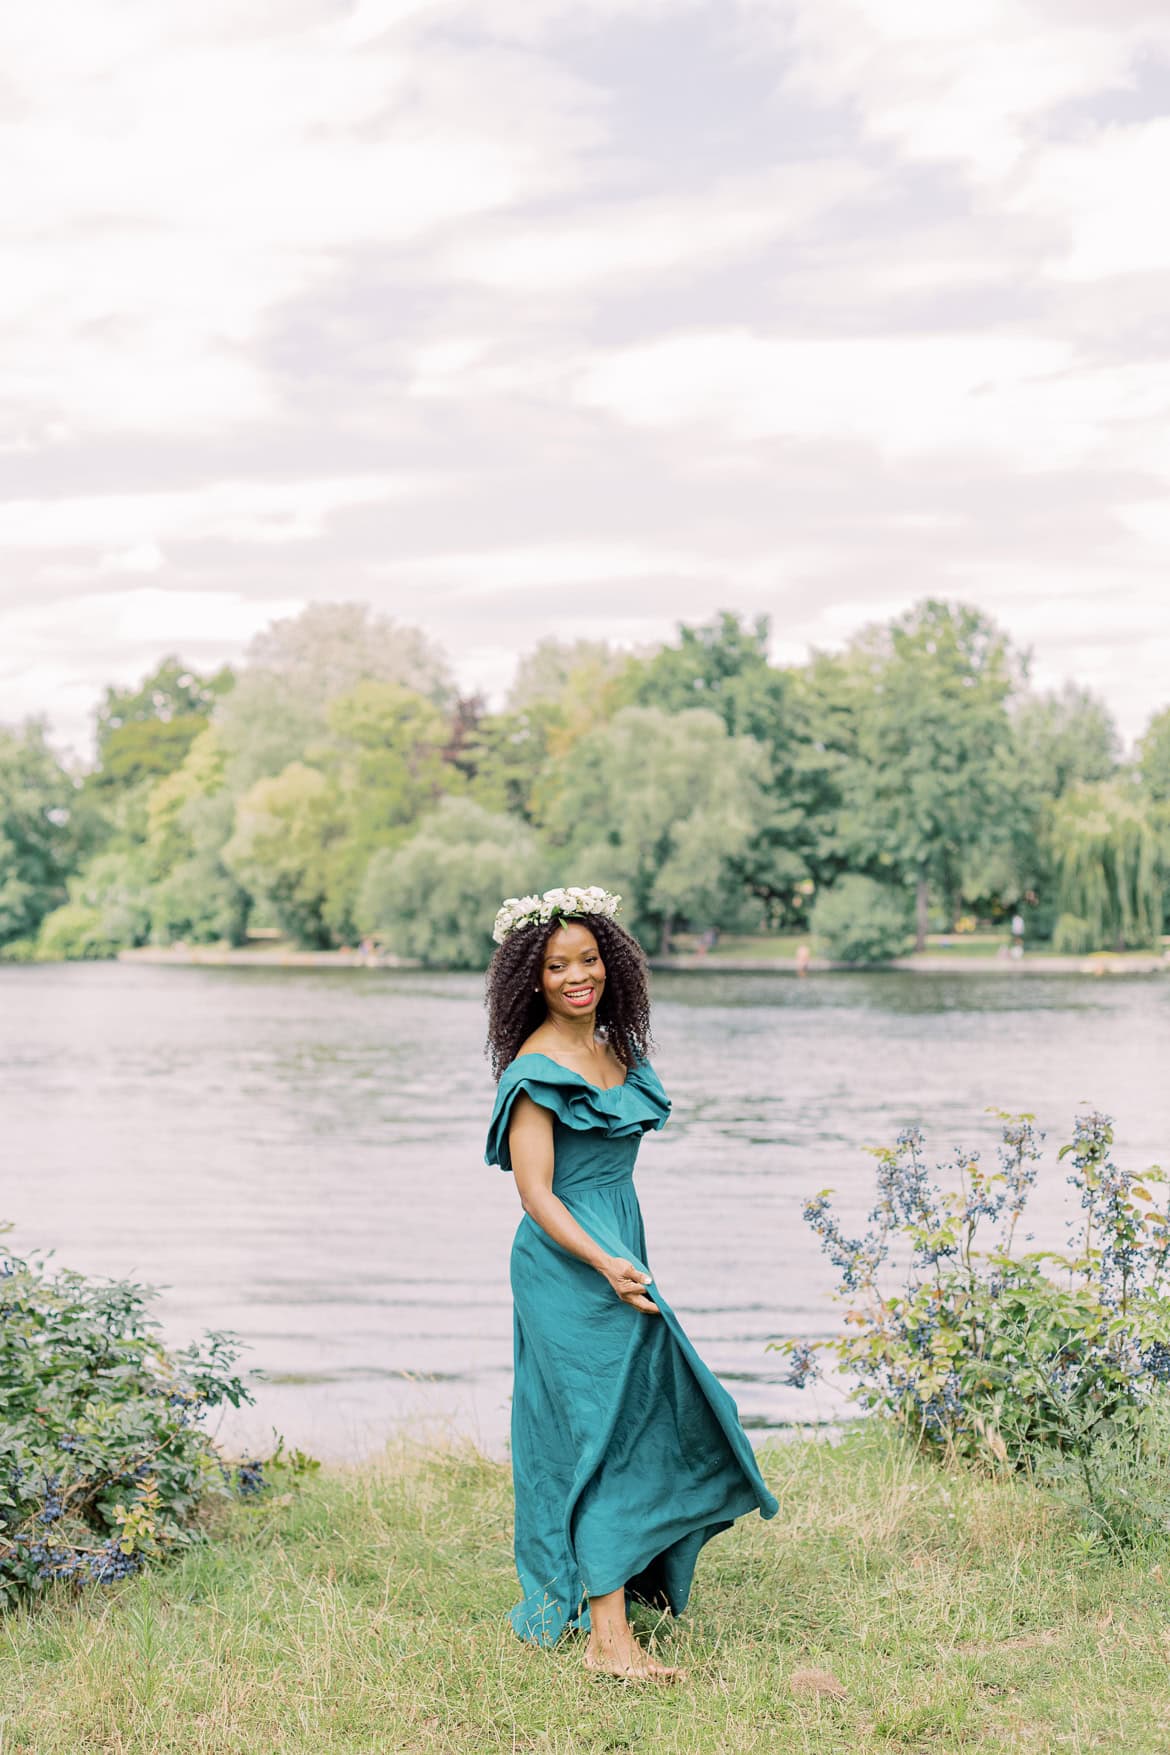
[492,885,622,945]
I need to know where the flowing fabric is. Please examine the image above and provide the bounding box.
[486,1052,778,1646]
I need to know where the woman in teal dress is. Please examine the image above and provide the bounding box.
[484,885,778,1681]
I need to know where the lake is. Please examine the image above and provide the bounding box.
[3,962,1168,1458]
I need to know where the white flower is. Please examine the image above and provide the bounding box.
[490,883,622,944]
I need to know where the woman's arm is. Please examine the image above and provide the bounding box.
[508,1093,658,1314]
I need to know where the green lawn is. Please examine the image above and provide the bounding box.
[4,1427,1170,1753]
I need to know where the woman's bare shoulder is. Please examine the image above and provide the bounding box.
[515,1027,556,1061]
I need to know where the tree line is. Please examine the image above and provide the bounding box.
[2,599,1168,967]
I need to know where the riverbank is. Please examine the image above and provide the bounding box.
[113,942,1170,976]
[655,950,1170,975]
[115,944,422,968]
[4,1428,1170,1754]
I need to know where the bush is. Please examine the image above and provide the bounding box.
[150,856,250,946]
[774,1112,1170,1542]
[34,903,117,961]
[0,1227,260,1608]
[1052,912,1095,955]
[811,875,914,963]
[66,849,155,951]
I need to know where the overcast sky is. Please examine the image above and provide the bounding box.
[4,0,1170,761]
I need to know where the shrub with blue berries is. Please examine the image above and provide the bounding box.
[0,1223,266,1609]
[773,1111,1170,1530]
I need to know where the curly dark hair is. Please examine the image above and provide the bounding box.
[484,912,653,1080]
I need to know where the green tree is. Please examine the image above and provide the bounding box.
[839,601,1026,949]
[325,681,451,813]
[1138,707,1170,805]
[215,604,453,790]
[142,727,250,945]
[458,641,632,821]
[1015,685,1120,800]
[523,645,632,762]
[223,763,346,947]
[358,797,551,968]
[93,656,234,791]
[462,704,560,822]
[144,728,228,878]
[535,705,770,951]
[0,721,94,945]
[149,834,250,946]
[319,680,457,940]
[778,650,865,905]
[34,842,159,960]
[625,611,817,923]
[1049,781,1164,951]
[97,654,234,748]
[93,716,212,792]
[997,686,1122,940]
[622,611,783,739]
[507,639,626,713]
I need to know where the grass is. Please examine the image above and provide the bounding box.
[5,1427,1170,1753]
[673,932,810,960]
[670,931,1014,962]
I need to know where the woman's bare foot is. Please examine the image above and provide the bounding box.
[584,1584,687,1683]
[583,1623,687,1683]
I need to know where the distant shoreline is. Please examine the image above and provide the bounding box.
[110,945,1170,976]
[652,951,1170,976]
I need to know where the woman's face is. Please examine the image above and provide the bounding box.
[540,921,606,1023]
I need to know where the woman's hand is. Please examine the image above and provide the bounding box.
[602,1256,659,1314]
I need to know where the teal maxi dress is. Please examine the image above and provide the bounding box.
[486,1052,779,1646]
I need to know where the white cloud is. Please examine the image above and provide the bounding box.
[1115,501,1170,549]
[2,0,1170,759]
[1008,118,1170,278]
[442,163,874,293]
[380,539,843,595]
[0,587,305,758]
[97,543,166,575]
[0,476,415,554]
[0,3,607,442]
[773,0,1165,182]
[575,328,1170,472]
[941,562,1170,743]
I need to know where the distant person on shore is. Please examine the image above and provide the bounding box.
[484,886,777,1680]
[795,942,811,977]
[1011,912,1025,960]
[696,925,718,956]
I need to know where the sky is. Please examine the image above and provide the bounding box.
[3,0,1170,761]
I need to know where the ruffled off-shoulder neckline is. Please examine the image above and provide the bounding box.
[486,1052,670,1171]
[505,1050,632,1095]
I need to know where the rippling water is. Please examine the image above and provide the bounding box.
[3,962,1168,1457]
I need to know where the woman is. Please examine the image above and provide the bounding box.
[485,885,778,1681]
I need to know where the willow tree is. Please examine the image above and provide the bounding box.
[1139,706,1170,805]
[1049,781,1164,951]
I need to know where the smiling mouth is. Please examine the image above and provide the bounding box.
[563,987,595,1005]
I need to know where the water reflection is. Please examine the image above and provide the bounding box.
[2,962,1167,1457]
